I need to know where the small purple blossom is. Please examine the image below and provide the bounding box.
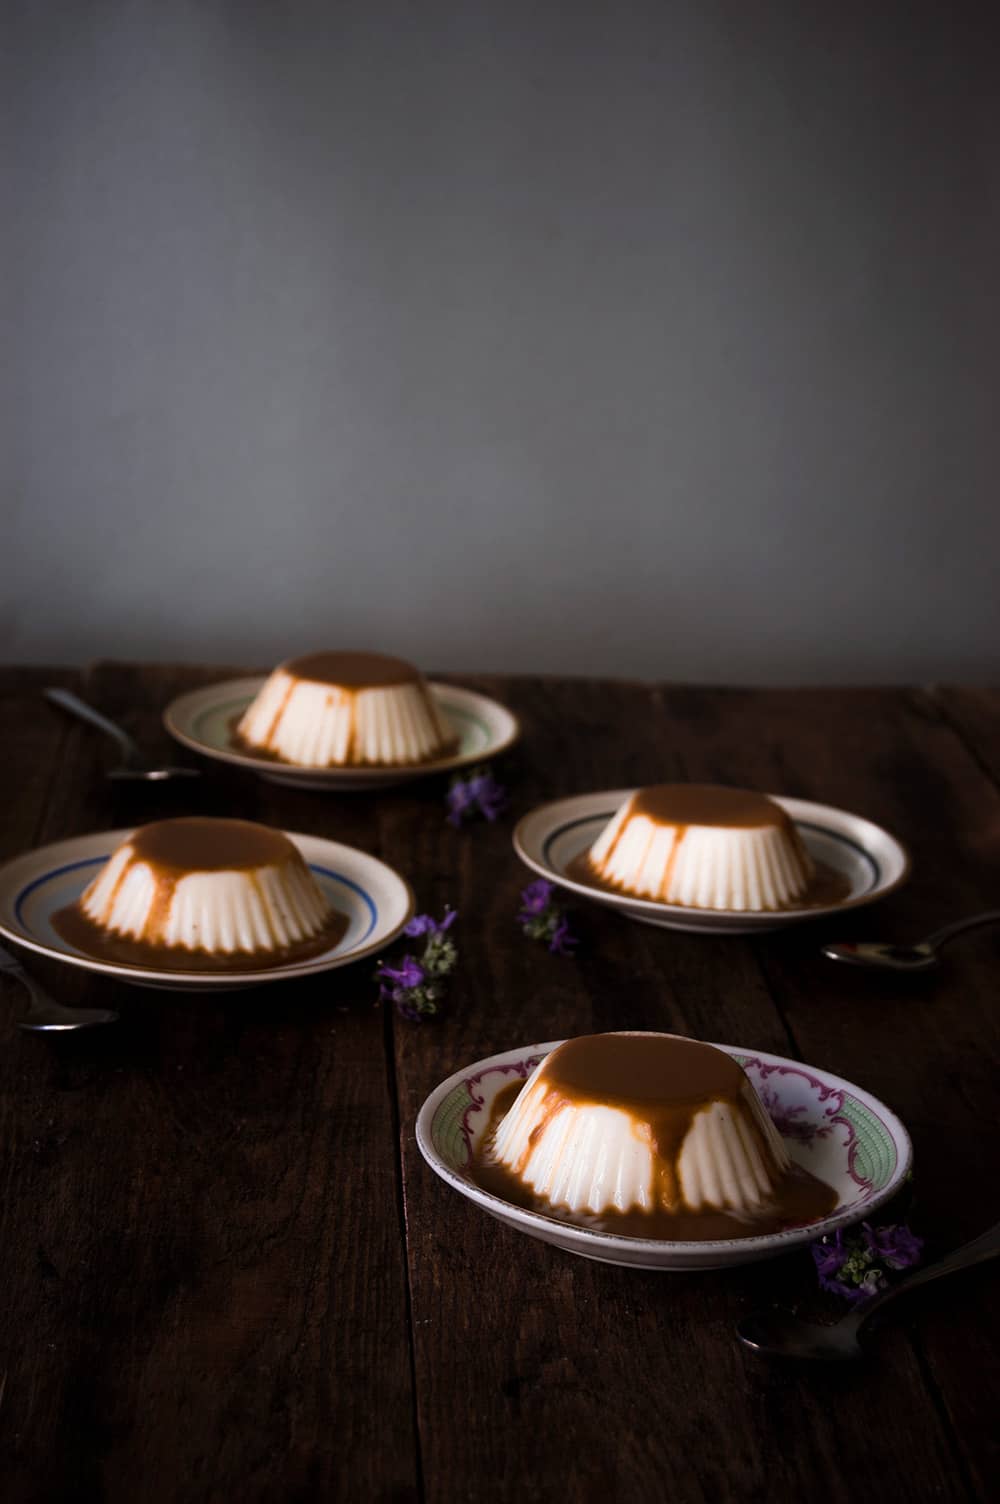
[376,907,459,1022]
[519,879,555,916]
[549,917,578,956]
[378,955,426,993]
[446,767,508,827]
[811,1220,923,1304]
[517,880,577,956]
[404,909,457,938]
[863,1221,924,1270]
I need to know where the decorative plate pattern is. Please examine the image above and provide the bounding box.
[417,1039,913,1271]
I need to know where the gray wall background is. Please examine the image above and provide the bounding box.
[6,1,999,681]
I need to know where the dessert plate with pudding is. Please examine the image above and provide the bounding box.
[417,1032,912,1271]
[514,783,909,933]
[164,651,519,790]
[0,816,414,991]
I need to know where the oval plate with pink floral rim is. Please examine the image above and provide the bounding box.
[416,1039,912,1271]
[513,791,910,934]
[164,679,519,790]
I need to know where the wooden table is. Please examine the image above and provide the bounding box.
[1,663,998,1503]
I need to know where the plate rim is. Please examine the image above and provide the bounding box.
[163,677,521,783]
[0,826,415,985]
[512,789,911,926]
[416,1037,914,1258]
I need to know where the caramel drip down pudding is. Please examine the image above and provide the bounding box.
[53,818,347,972]
[471,1033,837,1241]
[569,784,820,912]
[233,651,458,768]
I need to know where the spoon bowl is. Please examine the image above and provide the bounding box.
[107,765,200,783]
[822,940,938,972]
[738,1220,1000,1361]
[737,1308,864,1362]
[823,910,1000,973]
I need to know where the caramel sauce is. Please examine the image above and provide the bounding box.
[230,651,458,766]
[566,783,852,911]
[125,817,293,872]
[470,1034,838,1242]
[283,651,421,688]
[52,818,348,973]
[630,784,790,829]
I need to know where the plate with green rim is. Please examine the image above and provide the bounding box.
[164,678,520,790]
[416,1037,913,1271]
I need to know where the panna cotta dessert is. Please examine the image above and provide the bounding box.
[233,651,457,768]
[570,784,816,911]
[53,817,347,971]
[472,1033,837,1240]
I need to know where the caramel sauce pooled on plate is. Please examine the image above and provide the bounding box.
[283,651,421,688]
[470,1034,838,1242]
[53,818,347,972]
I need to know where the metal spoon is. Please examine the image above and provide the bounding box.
[44,687,200,782]
[738,1221,1000,1361]
[0,945,118,1031]
[822,910,1000,972]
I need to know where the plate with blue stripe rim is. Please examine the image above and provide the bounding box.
[513,791,910,934]
[0,828,414,991]
[163,678,520,790]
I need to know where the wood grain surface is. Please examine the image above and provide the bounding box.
[0,665,996,1503]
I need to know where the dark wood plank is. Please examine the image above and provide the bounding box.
[649,684,1000,1503]
[0,663,419,1502]
[390,679,980,1504]
[0,666,82,856]
[5,667,997,1502]
[929,686,1000,787]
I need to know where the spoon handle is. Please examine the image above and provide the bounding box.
[862,1222,1000,1325]
[925,911,1000,951]
[0,946,117,1031]
[44,687,140,766]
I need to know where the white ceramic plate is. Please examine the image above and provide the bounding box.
[164,678,520,790]
[417,1039,912,1271]
[513,791,910,934]
[0,828,414,992]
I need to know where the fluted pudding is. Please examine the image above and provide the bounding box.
[233,651,457,768]
[471,1033,837,1240]
[53,817,347,971]
[571,784,815,912]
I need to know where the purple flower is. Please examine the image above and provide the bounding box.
[518,878,555,917]
[863,1222,924,1270]
[549,917,578,956]
[811,1219,922,1304]
[378,955,426,996]
[404,909,456,938]
[445,784,476,827]
[517,879,577,956]
[446,767,508,826]
[375,907,459,1022]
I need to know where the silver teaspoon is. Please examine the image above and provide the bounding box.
[822,909,1000,972]
[44,687,200,782]
[0,945,118,1031]
[738,1220,1000,1361]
